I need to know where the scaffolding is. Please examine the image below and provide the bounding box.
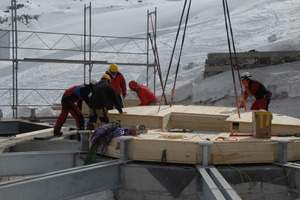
[0,0,159,118]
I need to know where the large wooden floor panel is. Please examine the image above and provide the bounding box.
[104,105,300,165]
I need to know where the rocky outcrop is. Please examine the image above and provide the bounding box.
[204,50,300,77]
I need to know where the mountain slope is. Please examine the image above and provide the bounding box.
[0,0,300,118]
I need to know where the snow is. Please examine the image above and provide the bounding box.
[0,0,300,119]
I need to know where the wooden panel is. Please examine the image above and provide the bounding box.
[123,99,140,107]
[212,142,275,164]
[130,140,199,164]
[288,150,300,161]
[105,139,121,158]
[288,142,300,161]
[108,114,163,129]
[212,142,275,153]
[271,125,300,135]
[47,104,300,165]
[212,152,274,164]
[289,142,300,150]
[169,113,227,132]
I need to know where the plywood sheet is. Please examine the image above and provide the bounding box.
[212,152,274,164]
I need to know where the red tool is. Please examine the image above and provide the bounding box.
[215,136,238,141]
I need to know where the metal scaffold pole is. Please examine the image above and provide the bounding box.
[11,0,18,118]
[83,2,92,84]
[84,4,87,83]
[88,2,92,83]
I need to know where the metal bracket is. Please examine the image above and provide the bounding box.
[117,137,133,161]
[272,139,294,164]
[29,108,38,121]
[198,141,213,166]
[196,165,241,200]
[78,130,91,152]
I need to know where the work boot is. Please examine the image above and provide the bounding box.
[53,125,63,137]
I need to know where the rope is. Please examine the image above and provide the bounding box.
[170,0,192,107]
[222,0,242,117]
[158,0,192,111]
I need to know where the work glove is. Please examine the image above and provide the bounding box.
[122,95,126,99]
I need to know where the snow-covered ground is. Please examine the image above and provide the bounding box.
[0,0,300,118]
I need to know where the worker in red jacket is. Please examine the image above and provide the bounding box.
[53,83,94,138]
[240,72,272,111]
[105,63,127,107]
[129,80,158,106]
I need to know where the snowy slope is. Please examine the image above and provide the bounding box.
[0,0,300,118]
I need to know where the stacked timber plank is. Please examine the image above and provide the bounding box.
[104,105,300,165]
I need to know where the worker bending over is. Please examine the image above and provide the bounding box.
[129,80,158,106]
[240,72,272,111]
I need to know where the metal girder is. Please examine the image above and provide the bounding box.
[0,150,80,177]
[0,160,125,200]
[198,141,213,166]
[207,166,241,200]
[10,140,81,152]
[283,162,300,193]
[196,165,241,200]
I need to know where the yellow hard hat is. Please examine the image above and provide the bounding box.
[109,63,119,73]
[101,74,111,81]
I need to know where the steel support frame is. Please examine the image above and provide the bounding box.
[0,159,125,200]
[196,165,241,200]
[283,162,300,193]
[0,133,133,200]
[0,129,134,200]
[272,139,300,194]
[196,141,241,199]
[0,150,80,177]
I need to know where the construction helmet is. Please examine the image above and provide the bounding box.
[109,63,119,73]
[241,72,251,80]
[90,79,98,85]
[101,74,111,82]
[129,80,138,91]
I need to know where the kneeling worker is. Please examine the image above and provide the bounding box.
[129,80,158,106]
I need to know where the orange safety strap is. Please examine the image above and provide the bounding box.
[169,89,175,107]
[215,136,238,141]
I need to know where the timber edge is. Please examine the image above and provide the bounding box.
[102,105,300,165]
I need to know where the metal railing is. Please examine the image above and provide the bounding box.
[0,2,158,118]
[0,88,65,109]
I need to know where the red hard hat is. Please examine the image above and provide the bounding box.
[129,80,138,91]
